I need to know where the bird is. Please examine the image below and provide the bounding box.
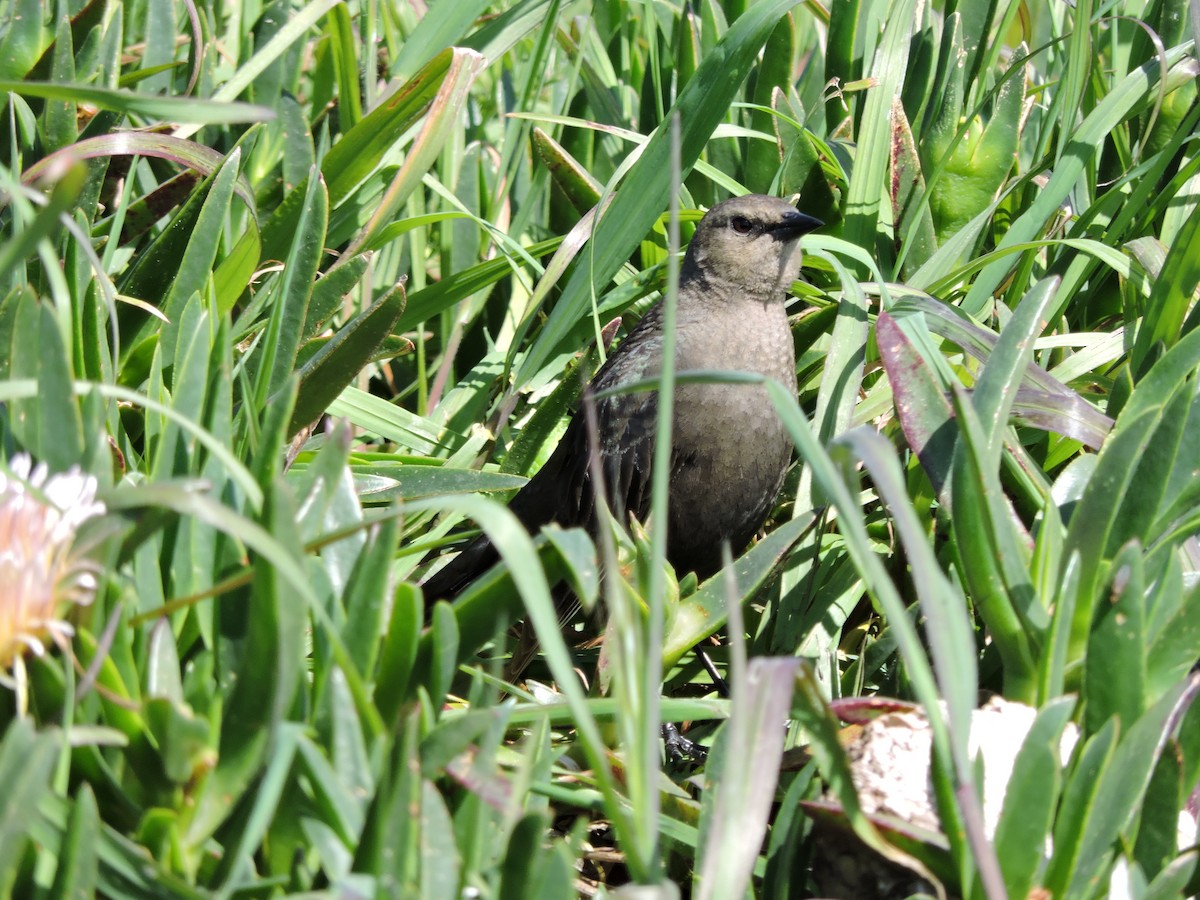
[422,194,821,600]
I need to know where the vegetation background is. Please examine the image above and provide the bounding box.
[1,0,1198,896]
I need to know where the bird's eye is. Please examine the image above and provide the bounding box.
[731,216,753,235]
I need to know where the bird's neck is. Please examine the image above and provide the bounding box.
[681,257,789,307]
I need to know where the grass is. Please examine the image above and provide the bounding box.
[1,0,1199,896]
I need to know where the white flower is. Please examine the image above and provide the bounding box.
[0,454,105,681]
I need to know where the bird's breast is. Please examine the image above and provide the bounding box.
[662,298,796,574]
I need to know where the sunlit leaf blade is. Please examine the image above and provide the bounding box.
[696,658,799,900]
[0,79,273,123]
[22,131,257,212]
[289,280,407,437]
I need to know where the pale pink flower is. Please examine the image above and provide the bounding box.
[0,454,105,682]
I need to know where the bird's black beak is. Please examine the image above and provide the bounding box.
[769,210,823,237]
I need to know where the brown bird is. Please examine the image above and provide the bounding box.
[422,194,821,599]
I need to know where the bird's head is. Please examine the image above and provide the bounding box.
[683,194,821,298]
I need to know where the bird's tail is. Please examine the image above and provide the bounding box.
[420,532,499,601]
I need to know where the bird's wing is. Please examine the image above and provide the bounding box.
[424,307,678,598]
[556,308,678,528]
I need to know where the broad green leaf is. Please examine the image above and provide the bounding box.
[49,784,100,899]
[0,721,58,879]
[532,126,603,214]
[1142,853,1200,900]
[1043,718,1119,896]
[0,79,273,124]
[922,41,1024,251]
[31,795,206,898]
[841,0,915,265]
[151,295,210,484]
[44,16,77,155]
[1134,737,1187,883]
[1145,559,1200,702]
[143,698,210,786]
[374,583,423,724]
[0,0,48,81]
[960,43,1194,317]
[158,150,240,367]
[1065,678,1200,899]
[993,697,1077,899]
[210,725,302,887]
[33,301,85,471]
[420,779,462,899]
[288,279,407,436]
[744,14,794,194]
[1062,355,1198,664]
[23,132,257,212]
[498,810,550,900]
[302,254,369,343]
[1085,544,1149,731]
[695,658,799,900]
[346,49,485,258]
[187,476,308,846]
[823,0,864,132]
[296,729,365,846]
[325,3,362,127]
[341,463,526,502]
[326,386,447,455]
[973,277,1059,461]
[427,601,460,715]
[392,0,491,82]
[1131,188,1200,378]
[323,47,459,205]
[0,160,84,286]
[256,170,328,404]
[949,383,1039,700]
[662,511,815,667]
[341,515,400,675]
[214,217,260,316]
